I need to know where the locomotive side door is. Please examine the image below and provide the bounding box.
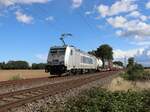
[68,48,75,70]
[71,49,76,69]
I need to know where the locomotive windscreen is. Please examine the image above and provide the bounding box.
[50,48,66,55]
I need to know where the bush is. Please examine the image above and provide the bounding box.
[64,88,150,112]
[121,68,150,81]
[141,71,150,80]
[123,57,148,81]
[9,74,23,80]
[121,62,149,81]
[120,72,130,80]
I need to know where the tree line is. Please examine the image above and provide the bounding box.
[0,61,46,70]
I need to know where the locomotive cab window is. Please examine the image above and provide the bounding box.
[50,48,66,56]
[50,50,57,54]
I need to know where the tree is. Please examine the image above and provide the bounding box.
[96,44,113,68]
[113,61,123,67]
[125,57,144,80]
[127,57,134,68]
[32,63,46,69]
[0,63,2,69]
[4,61,29,69]
[0,62,6,69]
[88,50,97,57]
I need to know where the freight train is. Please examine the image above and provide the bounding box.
[45,45,123,76]
[45,45,102,75]
[45,33,123,76]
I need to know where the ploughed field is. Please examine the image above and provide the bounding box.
[0,70,48,81]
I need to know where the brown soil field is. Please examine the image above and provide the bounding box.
[0,70,49,81]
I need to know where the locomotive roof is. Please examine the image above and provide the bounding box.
[50,46,67,49]
[50,45,96,58]
[50,45,75,49]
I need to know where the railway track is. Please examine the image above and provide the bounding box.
[0,76,64,88]
[0,71,120,112]
[0,75,86,94]
[0,71,114,94]
[0,73,100,88]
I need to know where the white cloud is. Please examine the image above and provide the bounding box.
[127,11,149,21]
[15,11,33,24]
[135,47,150,67]
[46,16,54,21]
[146,1,150,9]
[97,5,109,17]
[114,47,150,67]
[0,0,14,6]
[107,16,127,28]
[85,11,92,15]
[107,16,150,40]
[116,30,123,36]
[0,0,50,7]
[113,48,142,59]
[97,0,137,17]
[96,1,150,41]
[128,11,140,17]
[36,53,47,62]
[131,41,150,46]
[72,0,83,8]
[140,15,149,21]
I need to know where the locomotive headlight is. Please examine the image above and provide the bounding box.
[60,61,64,65]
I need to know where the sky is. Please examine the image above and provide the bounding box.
[0,0,150,66]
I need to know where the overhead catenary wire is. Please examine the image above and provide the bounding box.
[79,4,103,35]
[19,4,64,34]
[77,9,98,34]
[23,4,77,46]
[19,1,103,39]
[67,0,102,36]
